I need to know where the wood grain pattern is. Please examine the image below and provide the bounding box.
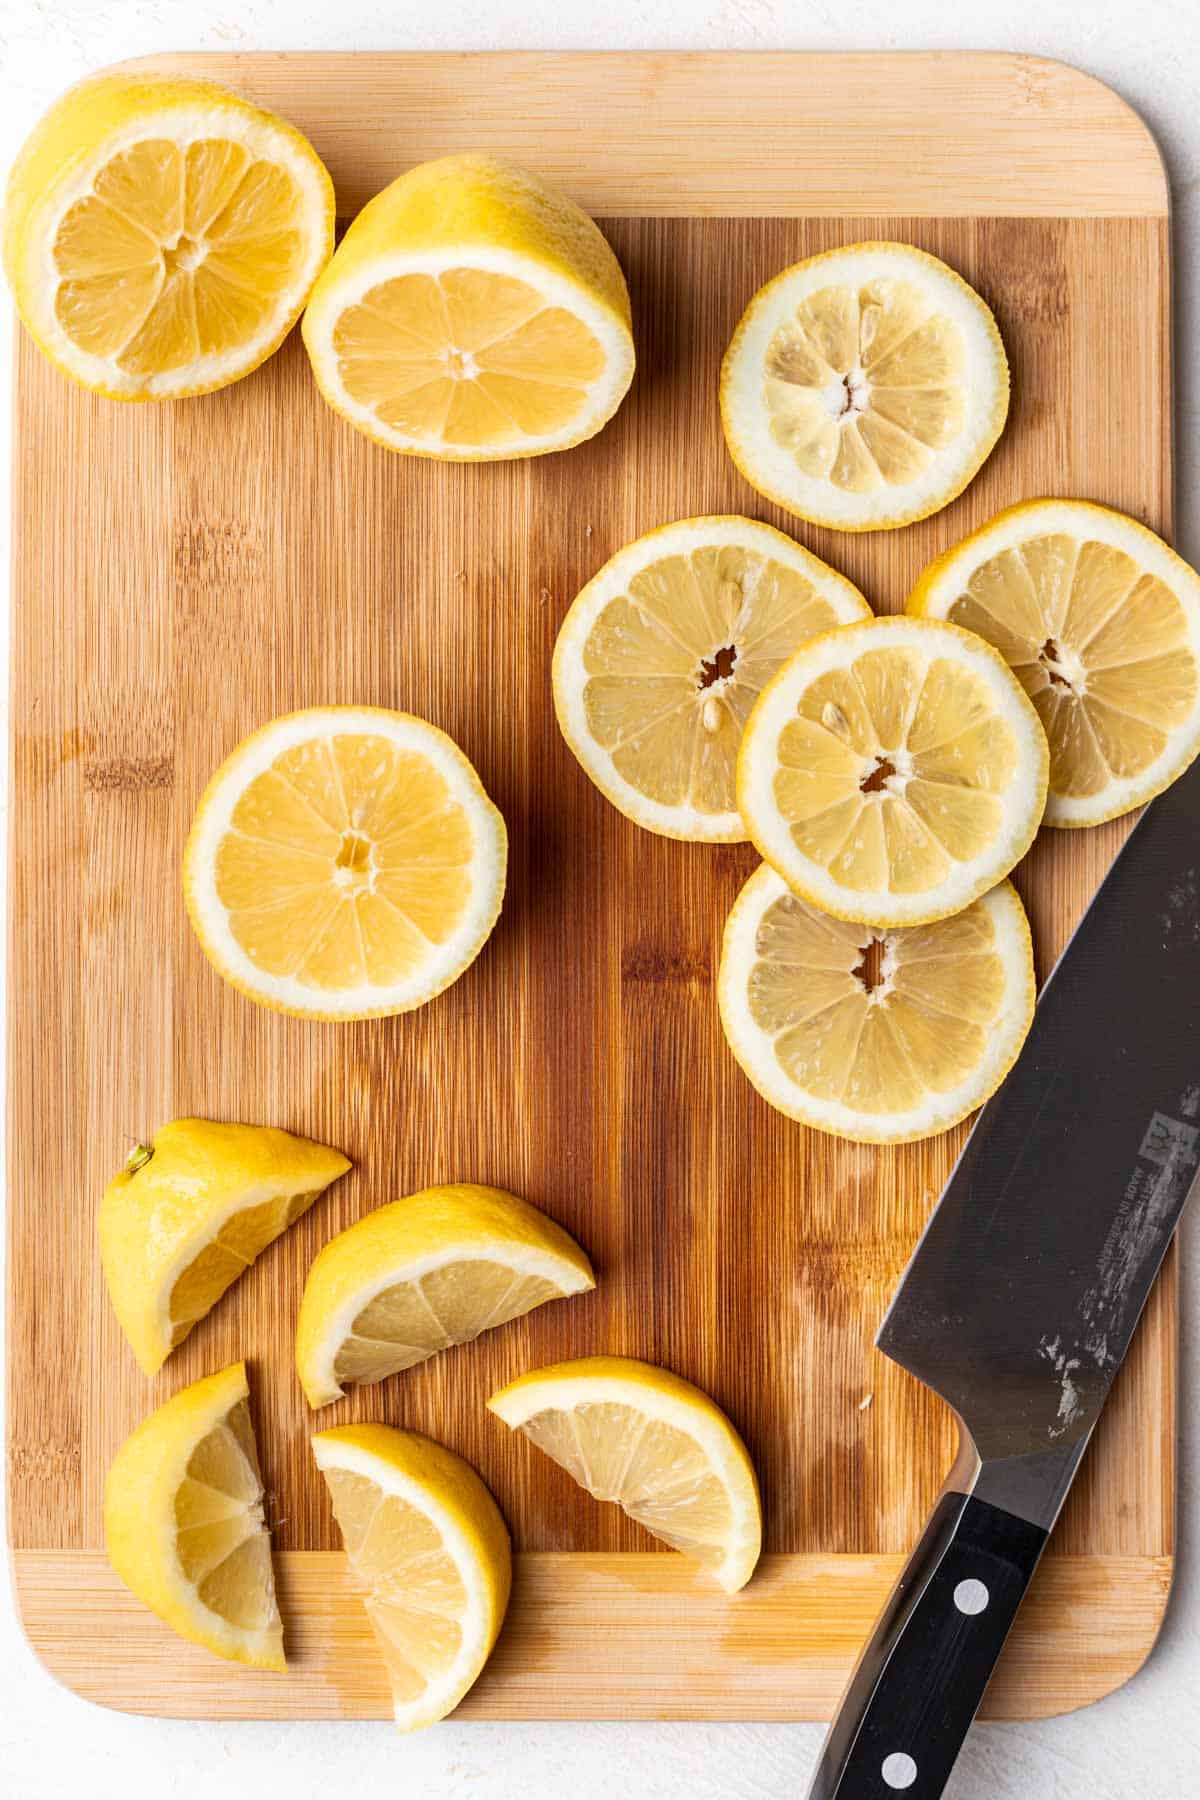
[6,53,1174,1721]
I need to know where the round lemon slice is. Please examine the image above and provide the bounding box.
[720,242,1009,531]
[907,499,1200,827]
[552,515,872,839]
[488,1356,761,1593]
[3,72,333,400]
[183,707,507,1020]
[99,1118,350,1376]
[718,865,1035,1143]
[296,1184,595,1408]
[302,153,634,459]
[104,1362,284,1668]
[737,615,1048,927]
[312,1424,511,1731]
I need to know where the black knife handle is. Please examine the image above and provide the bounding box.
[807,1490,1048,1799]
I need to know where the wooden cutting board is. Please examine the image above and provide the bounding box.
[7,51,1175,1721]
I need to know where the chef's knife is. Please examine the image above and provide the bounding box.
[807,758,1200,1799]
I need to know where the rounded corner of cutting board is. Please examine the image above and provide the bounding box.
[1010,52,1171,217]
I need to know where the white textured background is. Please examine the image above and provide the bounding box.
[2,4,1198,1797]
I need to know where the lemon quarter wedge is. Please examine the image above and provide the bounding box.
[4,71,333,400]
[908,499,1200,826]
[296,1184,594,1408]
[104,1362,284,1668]
[313,1424,511,1730]
[489,1355,761,1593]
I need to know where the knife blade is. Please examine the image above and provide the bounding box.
[808,758,1200,1800]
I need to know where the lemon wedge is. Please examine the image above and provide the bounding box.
[719,866,1035,1142]
[99,1117,349,1376]
[296,1184,595,1408]
[737,615,1048,926]
[720,242,1008,531]
[312,1424,511,1730]
[183,706,507,1020]
[302,153,634,459]
[104,1362,283,1668]
[552,515,871,839]
[3,71,333,400]
[488,1356,761,1593]
[908,499,1200,826]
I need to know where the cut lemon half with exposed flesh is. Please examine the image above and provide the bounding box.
[737,616,1048,927]
[183,707,507,1020]
[719,866,1034,1143]
[312,1424,511,1730]
[3,72,333,400]
[296,1184,595,1408]
[907,499,1200,827]
[720,242,1009,531]
[488,1356,761,1593]
[104,1363,283,1668]
[302,153,634,460]
[552,515,872,840]
[99,1118,349,1376]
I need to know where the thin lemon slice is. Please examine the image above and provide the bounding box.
[296,1184,595,1408]
[104,1363,283,1668]
[312,1424,511,1730]
[302,154,634,460]
[99,1117,349,1376]
[3,72,333,400]
[488,1356,761,1593]
[719,866,1034,1143]
[737,615,1048,927]
[720,242,1009,531]
[183,707,507,1020]
[552,515,872,839]
[907,499,1200,826]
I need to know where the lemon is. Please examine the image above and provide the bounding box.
[907,499,1200,827]
[737,615,1048,927]
[3,72,333,400]
[183,706,507,1020]
[301,153,634,459]
[312,1423,510,1730]
[104,1362,284,1668]
[296,1183,595,1408]
[719,867,1034,1143]
[720,242,1009,531]
[99,1117,349,1376]
[488,1356,761,1593]
[552,515,872,840]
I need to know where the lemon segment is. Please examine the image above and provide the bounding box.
[104,1363,284,1668]
[98,1118,349,1376]
[183,707,507,1020]
[312,1424,511,1730]
[3,72,333,399]
[302,154,634,459]
[552,515,873,839]
[488,1355,761,1593]
[737,615,1048,926]
[907,499,1200,826]
[720,242,1009,531]
[718,866,1035,1143]
[296,1184,595,1408]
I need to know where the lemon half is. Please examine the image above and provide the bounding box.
[737,615,1049,927]
[719,866,1035,1143]
[302,153,634,459]
[908,499,1200,826]
[104,1362,284,1668]
[720,242,1008,531]
[4,72,333,400]
[552,515,872,839]
[183,707,507,1020]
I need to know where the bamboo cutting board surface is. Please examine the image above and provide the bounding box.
[7,51,1175,1721]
